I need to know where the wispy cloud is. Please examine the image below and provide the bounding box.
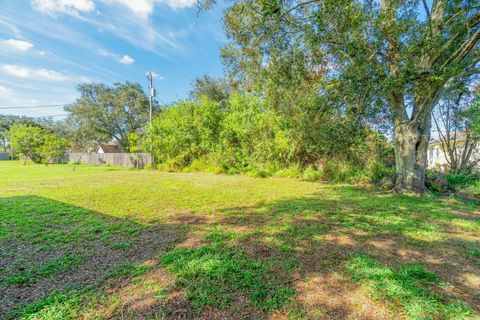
[148,71,164,80]
[0,39,34,52]
[0,85,39,107]
[157,0,196,10]
[1,64,67,81]
[0,64,90,83]
[31,0,95,17]
[103,0,196,19]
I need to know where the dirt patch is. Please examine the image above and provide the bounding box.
[296,272,399,320]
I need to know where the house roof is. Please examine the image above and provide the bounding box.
[98,144,122,153]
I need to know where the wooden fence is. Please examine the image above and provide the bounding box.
[67,152,151,168]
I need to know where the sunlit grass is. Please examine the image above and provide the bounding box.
[1,161,479,319]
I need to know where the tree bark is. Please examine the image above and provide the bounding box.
[393,117,431,193]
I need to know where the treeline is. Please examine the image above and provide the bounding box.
[147,91,394,183]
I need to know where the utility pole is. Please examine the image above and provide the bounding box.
[146,71,156,165]
[147,71,155,126]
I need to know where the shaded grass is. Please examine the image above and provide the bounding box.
[5,254,80,286]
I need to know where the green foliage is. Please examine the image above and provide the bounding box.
[0,115,39,152]
[301,165,323,182]
[220,0,480,192]
[462,98,480,138]
[7,124,68,165]
[149,92,394,183]
[7,124,45,163]
[37,134,69,166]
[148,97,223,167]
[426,171,480,197]
[65,82,153,151]
[218,93,290,170]
[346,255,474,319]
[189,74,231,103]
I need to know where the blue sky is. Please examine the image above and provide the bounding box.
[0,0,226,118]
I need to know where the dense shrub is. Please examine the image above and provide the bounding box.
[426,171,480,197]
[426,172,454,193]
[148,93,394,183]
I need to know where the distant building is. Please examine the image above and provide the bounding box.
[427,133,479,170]
[97,144,122,154]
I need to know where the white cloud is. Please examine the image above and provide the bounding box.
[103,0,196,18]
[157,0,196,10]
[149,71,164,80]
[103,0,153,18]
[0,85,14,94]
[31,0,95,16]
[0,85,39,108]
[99,50,135,65]
[0,39,34,52]
[119,55,134,64]
[1,65,68,82]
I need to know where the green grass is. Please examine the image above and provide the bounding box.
[0,161,479,319]
[346,254,474,319]
[160,232,297,313]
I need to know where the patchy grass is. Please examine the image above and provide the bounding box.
[346,254,474,319]
[160,233,297,314]
[0,161,479,319]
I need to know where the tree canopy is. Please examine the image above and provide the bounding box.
[65,82,154,151]
[216,0,480,192]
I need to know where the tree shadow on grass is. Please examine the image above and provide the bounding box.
[208,185,480,319]
[0,195,188,319]
[2,186,479,319]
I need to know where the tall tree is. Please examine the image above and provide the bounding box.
[218,0,480,193]
[65,82,153,151]
[189,74,231,103]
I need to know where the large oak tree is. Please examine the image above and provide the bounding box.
[65,82,153,151]
[218,0,480,193]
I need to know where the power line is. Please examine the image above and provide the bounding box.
[0,104,67,110]
[29,114,69,119]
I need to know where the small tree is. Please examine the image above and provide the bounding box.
[128,133,143,170]
[7,124,44,164]
[37,134,69,166]
[433,87,480,172]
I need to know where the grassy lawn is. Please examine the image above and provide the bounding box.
[0,161,479,319]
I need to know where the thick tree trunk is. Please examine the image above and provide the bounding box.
[393,117,431,193]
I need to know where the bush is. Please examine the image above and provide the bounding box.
[302,165,324,181]
[275,164,302,178]
[445,173,480,189]
[426,171,480,196]
[426,172,454,193]
[147,93,394,185]
[459,182,480,198]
